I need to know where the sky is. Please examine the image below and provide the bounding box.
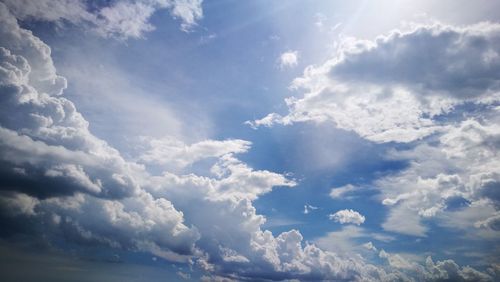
[0,0,499,281]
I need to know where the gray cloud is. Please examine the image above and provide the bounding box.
[0,3,496,281]
[330,23,500,99]
[250,23,500,143]
[0,1,198,258]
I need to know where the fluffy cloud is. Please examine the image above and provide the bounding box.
[144,170,403,281]
[251,20,500,250]
[0,5,392,281]
[1,3,497,281]
[376,117,500,237]
[250,23,500,143]
[138,136,251,170]
[279,50,299,69]
[0,1,200,257]
[1,0,203,38]
[376,248,494,282]
[329,209,366,225]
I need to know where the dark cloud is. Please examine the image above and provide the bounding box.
[331,24,500,99]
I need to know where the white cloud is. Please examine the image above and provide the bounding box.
[279,50,299,69]
[1,3,497,281]
[377,117,500,237]
[1,7,381,281]
[138,137,251,170]
[251,23,500,143]
[329,209,366,225]
[363,241,377,251]
[382,205,429,237]
[315,225,366,254]
[474,211,500,230]
[330,184,358,199]
[250,20,500,242]
[1,0,94,23]
[0,2,201,256]
[314,13,327,29]
[378,247,494,282]
[1,0,204,39]
[303,204,318,214]
[94,0,203,38]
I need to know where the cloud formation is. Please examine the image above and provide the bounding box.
[377,117,500,237]
[279,50,299,69]
[0,4,404,280]
[0,2,498,281]
[251,23,500,143]
[138,136,251,170]
[249,21,500,252]
[0,1,199,258]
[329,209,366,225]
[1,0,203,38]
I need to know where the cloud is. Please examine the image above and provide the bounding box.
[377,117,500,236]
[138,137,251,170]
[0,2,201,257]
[146,172,389,281]
[381,205,429,237]
[330,184,358,199]
[0,6,393,280]
[1,3,497,281]
[250,23,500,143]
[377,247,494,282]
[363,242,377,251]
[303,204,318,214]
[474,211,500,230]
[279,50,299,69]
[1,0,204,39]
[95,0,202,38]
[0,0,93,23]
[313,227,493,282]
[250,20,500,243]
[315,225,366,255]
[329,209,366,225]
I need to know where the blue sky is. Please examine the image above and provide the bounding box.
[0,0,499,281]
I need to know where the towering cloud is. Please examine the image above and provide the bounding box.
[0,4,382,280]
[0,1,497,281]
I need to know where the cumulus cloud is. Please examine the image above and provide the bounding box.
[0,2,201,257]
[329,209,366,225]
[376,247,494,282]
[376,117,500,236]
[250,23,500,143]
[145,172,397,281]
[1,3,497,281]
[0,5,396,280]
[249,20,500,246]
[1,0,203,38]
[279,50,299,69]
